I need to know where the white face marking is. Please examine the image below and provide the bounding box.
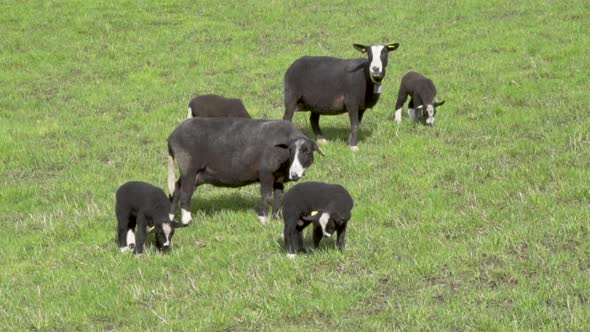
[181,208,192,224]
[369,45,385,77]
[187,107,193,119]
[126,229,135,247]
[395,108,402,124]
[162,223,172,247]
[426,104,435,125]
[288,140,306,180]
[258,215,268,225]
[319,212,332,237]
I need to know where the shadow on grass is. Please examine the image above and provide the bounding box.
[274,231,340,255]
[190,192,259,215]
[299,126,374,145]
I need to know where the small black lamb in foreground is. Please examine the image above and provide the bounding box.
[394,71,445,126]
[187,94,251,119]
[115,181,180,254]
[282,182,353,257]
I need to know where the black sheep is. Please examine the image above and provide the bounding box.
[167,118,322,226]
[187,94,251,119]
[282,182,353,257]
[115,181,179,254]
[394,71,445,126]
[283,43,400,151]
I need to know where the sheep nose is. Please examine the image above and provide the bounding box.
[371,66,381,73]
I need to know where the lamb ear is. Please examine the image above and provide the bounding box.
[386,43,400,51]
[434,100,446,107]
[312,141,325,156]
[353,44,368,53]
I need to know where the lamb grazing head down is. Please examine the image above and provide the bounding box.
[353,43,400,84]
[394,71,445,126]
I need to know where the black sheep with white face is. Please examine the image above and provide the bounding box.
[281,182,354,257]
[394,71,445,126]
[283,43,400,151]
[115,181,180,254]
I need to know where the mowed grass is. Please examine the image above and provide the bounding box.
[1,0,589,330]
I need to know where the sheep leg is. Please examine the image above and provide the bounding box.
[271,181,284,219]
[309,112,325,143]
[347,107,360,151]
[257,174,274,224]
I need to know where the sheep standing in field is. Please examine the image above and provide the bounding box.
[115,181,180,254]
[282,182,353,257]
[187,94,251,119]
[283,43,400,151]
[167,118,322,226]
[394,71,445,126]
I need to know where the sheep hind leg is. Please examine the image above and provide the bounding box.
[310,112,326,144]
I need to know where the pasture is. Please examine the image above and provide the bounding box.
[1,0,589,330]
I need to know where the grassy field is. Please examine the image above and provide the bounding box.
[1,0,589,330]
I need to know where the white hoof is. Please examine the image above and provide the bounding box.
[120,247,131,253]
[317,138,328,145]
[258,216,268,225]
[287,254,296,259]
[350,146,359,152]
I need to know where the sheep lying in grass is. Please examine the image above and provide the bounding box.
[115,181,181,254]
[394,71,445,126]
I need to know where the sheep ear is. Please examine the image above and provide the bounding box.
[353,44,368,53]
[386,43,400,51]
[312,141,325,156]
[434,100,446,107]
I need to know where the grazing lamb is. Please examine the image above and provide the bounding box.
[167,117,323,226]
[187,94,251,119]
[115,181,179,254]
[394,71,445,126]
[282,181,353,257]
[283,42,400,151]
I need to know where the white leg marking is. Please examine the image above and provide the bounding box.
[317,138,328,145]
[181,208,192,224]
[258,215,268,225]
[369,45,385,77]
[126,229,135,247]
[169,213,175,221]
[350,146,359,152]
[162,223,172,247]
[319,212,332,237]
[289,140,306,180]
[287,253,296,259]
[187,107,193,119]
[395,108,402,124]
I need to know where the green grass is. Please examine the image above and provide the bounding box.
[1,0,589,330]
